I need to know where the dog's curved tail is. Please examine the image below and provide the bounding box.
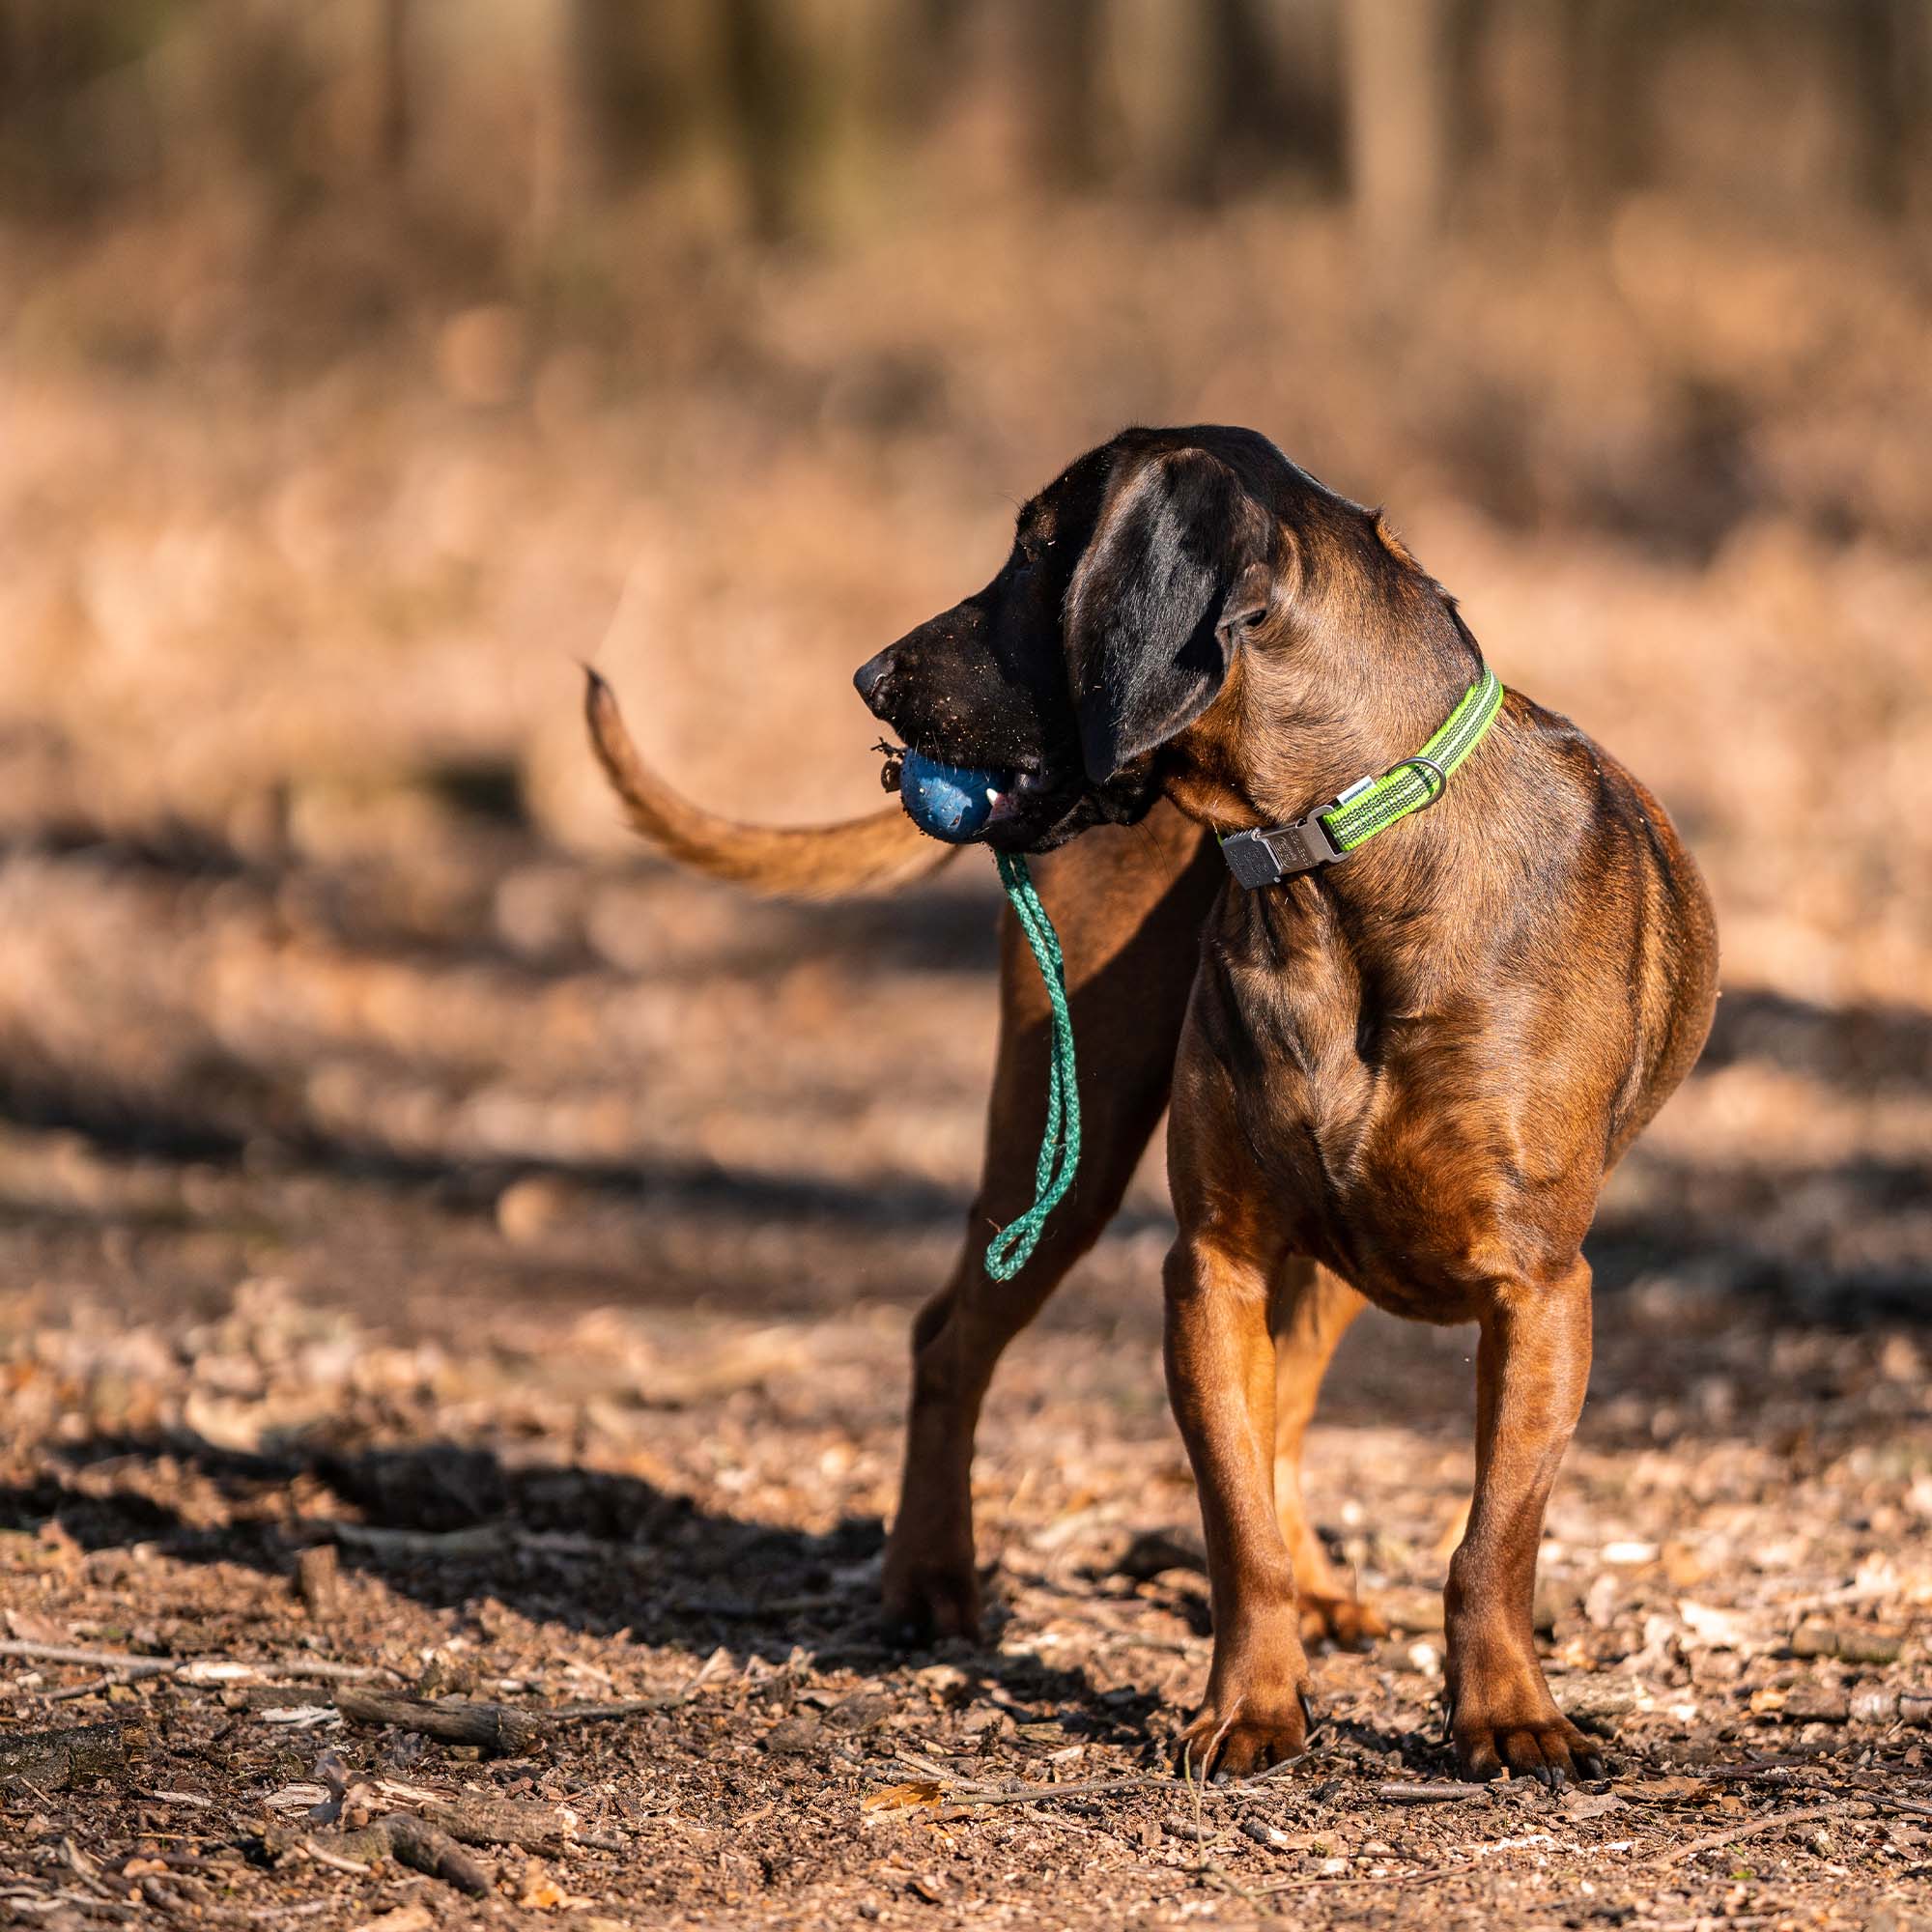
[582,668,953,899]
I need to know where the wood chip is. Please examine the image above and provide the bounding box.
[332,1689,548,1754]
[0,1721,128,1787]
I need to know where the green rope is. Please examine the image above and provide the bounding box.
[984,852,1080,1281]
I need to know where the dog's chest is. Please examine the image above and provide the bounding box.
[1198,927,1549,1315]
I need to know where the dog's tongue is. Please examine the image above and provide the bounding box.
[898,750,1007,842]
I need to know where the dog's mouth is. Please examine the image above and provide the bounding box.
[875,740,1056,831]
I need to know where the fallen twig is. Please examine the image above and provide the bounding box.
[298,1814,494,1893]
[419,1795,617,1854]
[0,1721,128,1787]
[1374,1781,1490,1804]
[1,1885,137,1920]
[939,1775,1170,1809]
[919,1760,1355,1814]
[0,1642,175,1681]
[295,1546,340,1622]
[375,1815,496,1893]
[1773,1686,1932,1725]
[332,1688,547,1754]
[295,1837,373,1879]
[0,1639,398,1688]
[249,1659,401,1685]
[547,1697,675,1719]
[1789,1620,1904,1665]
[1648,1799,1874,1867]
[895,1749,995,1792]
[1245,1866,1454,1898]
[45,1677,114,1704]
[1873,1794,1932,1822]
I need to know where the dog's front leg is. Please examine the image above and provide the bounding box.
[1443,1258,1605,1784]
[1166,1231,1313,1778]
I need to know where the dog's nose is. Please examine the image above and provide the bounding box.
[853,648,898,716]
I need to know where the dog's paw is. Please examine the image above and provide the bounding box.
[879,1556,980,1648]
[1297,1589,1387,1652]
[1448,1701,1605,1786]
[1176,1687,1313,1782]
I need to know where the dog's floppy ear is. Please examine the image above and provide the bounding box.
[1063,447,1270,785]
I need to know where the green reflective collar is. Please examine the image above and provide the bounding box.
[1219,667,1505,889]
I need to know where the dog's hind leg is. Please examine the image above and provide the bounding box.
[1270,1261,1387,1650]
[880,804,1221,1644]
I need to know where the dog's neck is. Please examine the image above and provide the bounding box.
[1173,578,1480,815]
[1161,577,1527,938]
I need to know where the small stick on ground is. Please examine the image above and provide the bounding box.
[0,1639,398,1687]
[937,1775,1170,1809]
[333,1689,547,1754]
[0,1642,175,1681]
[1375,1781,1491,1804]
[45,1677,114,1705]
[295,1546,340,1623]
[374,1815,495,1893]
[0,1722,128,1787]
[1873,1794,1932,1822]
[420,1795,619,1855]
[300,1815,494,1894]
[547,1698,675,1719]
[297,1837,376,1879]
[1648,1800,1875,1867]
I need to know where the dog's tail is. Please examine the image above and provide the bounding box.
[582,668,953,898]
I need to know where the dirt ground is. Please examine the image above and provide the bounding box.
[2,196,1930,1927]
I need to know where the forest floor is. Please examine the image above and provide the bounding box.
[1,820,1929,1931]
[1,197,1930,1927]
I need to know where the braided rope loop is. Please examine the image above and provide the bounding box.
[984,852,1081,1281]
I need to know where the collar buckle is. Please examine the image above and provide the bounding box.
[1218,667,1504,891]
[1220,809,1349,889]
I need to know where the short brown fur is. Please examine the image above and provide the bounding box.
[586,426,1718,1786]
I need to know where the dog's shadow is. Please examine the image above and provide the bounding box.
[0,1433,1541,1780]
[0,1430,1169,1747]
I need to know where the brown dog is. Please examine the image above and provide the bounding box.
[586,425,1718,1784]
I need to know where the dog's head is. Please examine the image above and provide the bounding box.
[855,425,1411,852]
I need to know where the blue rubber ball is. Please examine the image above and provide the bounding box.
[899,749,1002,842]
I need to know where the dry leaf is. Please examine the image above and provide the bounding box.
[519,1864,592,1911]
[3,1610,71,1645]
[1678,1600,1750,1648]
[862,1781,944,1815]
[1625,1776,1712,1801]
[263,1782,332,1812]
[348,1911,434,1932]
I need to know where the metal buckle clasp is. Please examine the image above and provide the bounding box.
[1219,811,1348,889]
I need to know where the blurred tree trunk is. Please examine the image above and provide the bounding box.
[1843,0,1929,216]
[1023,0,1105,186]
[1343,0,1456,253]
[719,0,810,238]
[375,0,411,177]
[1559,0,1653,213]
[1102,0,1213,191]
[1241,0,1348,190]
[1443,0,1492,181]
[528,1,589,254]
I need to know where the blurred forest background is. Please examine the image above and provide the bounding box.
[1,0,1929,1456]
[3,7,1932,1926]
[0,0,1927,1383]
